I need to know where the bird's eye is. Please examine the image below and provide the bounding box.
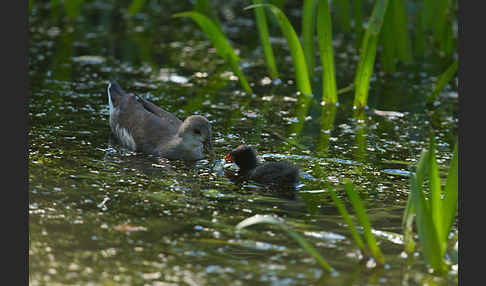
[194,129,201,135]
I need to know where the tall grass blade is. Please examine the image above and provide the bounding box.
[352,0,364,49]
[128,0,146,15]
[441,143,458,242]
[353,0,389,109]
[414,7,426,58]
[268,0,286,10]
[415,149,431,187]
[236,215,334,272]
[51,0,62,8]
[173,12,253,94]
[64,0,83,19]
[409,173,444,272]
[402,148,430,242]
[327,184,366,253]
[402,203,416,253]
[433,0,450,47]
[427,134,445,254]
[379,5,396,73]
[391,0,412,63]
[440,18,455,56]
[423,0,435,29]
[335,0,351,32]
[302,0,317,78]
[317,0,338,104]
[253,0,278,79]
[245,4,312,95]
[344,182,385,264]
[427,59,458,104]
[194,0,222,31]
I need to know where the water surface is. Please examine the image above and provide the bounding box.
[29,1,458,285]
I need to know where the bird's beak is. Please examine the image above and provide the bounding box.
[224,153,232,162]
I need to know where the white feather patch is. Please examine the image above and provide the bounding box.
[113,124,136,151]
[107,83,114,115]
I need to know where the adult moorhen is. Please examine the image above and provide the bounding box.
[107,82,213,161]
[224,145,300,188]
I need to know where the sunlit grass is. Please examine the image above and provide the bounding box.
[353,0,389,109]
[173,11,253,94]
[194,0,222,30]
[252,0,278,79]
[390,0,413,63]
[128,0,146,15]
[35,0,458,111]
[236,214,335,273]
[302,0,317,79]
[402,134,458,273]
[327,182,385,264]
[64,0,84,19]
[317,0,338,104]
[426,59,458,105]
[352,0,364,48]
[245,3,313,96]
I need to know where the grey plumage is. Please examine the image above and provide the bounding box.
[107,82,213,161]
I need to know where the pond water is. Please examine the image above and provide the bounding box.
[29,1,458,285]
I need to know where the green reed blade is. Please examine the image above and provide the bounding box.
[414,7,426,58]
[353,0,389,109]
[245,4,312,95]
[317,0,338,104]
[268,0,286,10]
[352,0,364,49]
[173,12,253,94]
[302,0,317,78]
[379,4,395,73]
[344,182,385,264]
[51,0,61,8]
[427,59,458,104]
[128,0,146,15]
[335,0,351,32]
[327,184,366,253]
[64,0,83,19]
[391,0,412,63]
[236,215,334,272]
[427,134,445,255]
[409,173,444,272]
[194,0,222,31]
[441,143,458,243]
[440,18,455,56]
[423,0,435,29]
[253,0,278,79]
[402,200,416,254]
[402,148,430,230]
[29,0,33,13]
[434,0,450,47]
[416,149,431,188]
